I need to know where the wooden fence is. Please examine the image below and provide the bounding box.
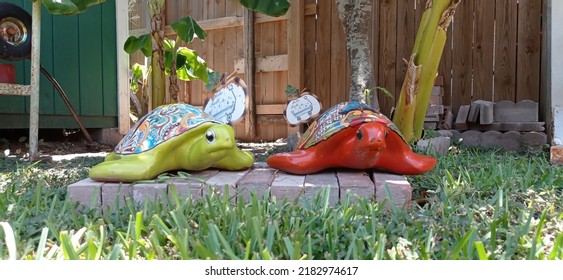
[129,0,544,141]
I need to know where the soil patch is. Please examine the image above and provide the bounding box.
[0,129,291,162]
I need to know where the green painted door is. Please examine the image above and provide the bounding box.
[0,0,118,128]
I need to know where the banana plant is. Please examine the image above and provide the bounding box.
[124,11,212,108]
[392,0,460,143]
[124,0,290,112]
[40,0,106,15]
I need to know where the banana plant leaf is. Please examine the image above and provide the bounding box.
[123,34,152,57]
[41,0,106,15]
[171,16,206,45]
[239,0,290,17]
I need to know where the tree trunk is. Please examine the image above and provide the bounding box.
[392,0,460,142]
[149,0,166,108]
[335,0,378,110]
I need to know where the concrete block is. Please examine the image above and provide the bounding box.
[454,130,482,147]
[416,136,451,155]
[436,130,454,138]
[102,183,133,209]
[430,95,443,105]
[522,132,548,149]
[427,104,444,116]
[424,122,438,129]
[494,100,538,122]
[337,171,374,203]
[303,172,339,206]
[167,170,219,201]
[373,172,412,210]
[454,105,471,130]
[67,178,102,209]
[237,167,276,201]
[205,170,250,198]
[132,183,168,205]
[468,104,480,123]
[473,100,494,124]
[441,109,454,130]
[270,172,305,202]
[469,122,545,132]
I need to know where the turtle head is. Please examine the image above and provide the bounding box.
[203,124,236,153]
[354,122,387,153]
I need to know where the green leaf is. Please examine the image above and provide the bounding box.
[285,84,299,97]
[176,48,210,83]
[205,71,221,91]
[60,231,79,260]
[42,0,106,15]
[171,17,206,45]
[375,86,394,99]
[124,34,152,57]
[0,222,17,260]
[474,241,489,260]
[130,63,148,92]
[239,0,290,17]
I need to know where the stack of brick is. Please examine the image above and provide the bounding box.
[452,99,547,152]
[424,76,453,130]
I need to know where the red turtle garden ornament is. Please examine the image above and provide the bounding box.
[267,101,437,175]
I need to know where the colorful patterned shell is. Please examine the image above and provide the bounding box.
[296,101,405,150]
[114,104,220,155]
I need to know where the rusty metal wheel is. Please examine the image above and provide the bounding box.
[0,2,32,60]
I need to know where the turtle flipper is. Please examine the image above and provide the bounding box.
[213,149,254,170]
[372,129,437,175]
[104,152,120,161]
[89,156,160,182]
[267,149,328,175]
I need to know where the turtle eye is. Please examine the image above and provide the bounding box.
[206,130,216,143]
[356,129,363,140]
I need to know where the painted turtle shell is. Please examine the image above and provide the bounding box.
[296,101,406,150]
[114,103,220,155]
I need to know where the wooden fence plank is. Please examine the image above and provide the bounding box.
[473,0,495,102]
[395,0,417,111]
[494,0,518,102]
[259,21,275,140]
[517,0,542,102]
[369,0,379,109]
[378,0,397,116]
[275,19,289,139]
[330,0,348,106]
[315,0,332,110]
[304,4,316,98]
[451,0,473,110]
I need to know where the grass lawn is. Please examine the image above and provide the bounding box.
[0,144,562,260]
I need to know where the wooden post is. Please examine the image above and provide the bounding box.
[28,0,42,160]
[287,0,305,135]
[116,0,131,135]
[546,0,563,164]
[244,8,256,138]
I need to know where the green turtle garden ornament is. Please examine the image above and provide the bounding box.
[89,104,254,182]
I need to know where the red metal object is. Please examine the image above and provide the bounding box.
[0,63,16,84]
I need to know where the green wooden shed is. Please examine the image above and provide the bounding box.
[0,0,128,131]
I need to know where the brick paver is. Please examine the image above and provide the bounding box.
[67,163,413,210]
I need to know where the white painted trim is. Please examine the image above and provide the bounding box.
[116,0,130,135]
